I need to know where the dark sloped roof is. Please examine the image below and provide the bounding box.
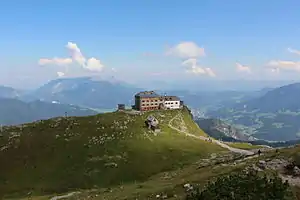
[163,96,180,101]
[135,91,160,98]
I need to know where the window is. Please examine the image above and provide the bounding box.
[175,102,178,104]
[155,99,158,102]
[142,100,145,102]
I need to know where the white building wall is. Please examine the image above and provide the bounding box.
[164,100,180,109]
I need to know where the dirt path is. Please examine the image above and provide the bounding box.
[50,192,80,200]
[168,112,254,156]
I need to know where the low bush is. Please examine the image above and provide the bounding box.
[292,152,300,167]
[186,169,295,200]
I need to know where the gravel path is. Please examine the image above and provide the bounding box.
[50,192,80,200]
[168,112,254,156]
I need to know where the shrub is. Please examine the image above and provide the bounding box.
[292,152,300,167]
[186,169,295,200]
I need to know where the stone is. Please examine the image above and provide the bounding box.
[293,166,300,176]
[258,160,266,169]
[183,183,193,191]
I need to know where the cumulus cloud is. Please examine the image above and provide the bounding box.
[57,72,65,77]
[85,57,104,72]
[265,47,300,73]
[236,62,251,73]
[287,48,300,56]
[38,58,72,66]
[182,58,216,77]
[263,47,300,74]
[38,42,105,74]
[66,42,87,66]
[182,58,198,67]
[166,42,205,58]
[266,60,300,72]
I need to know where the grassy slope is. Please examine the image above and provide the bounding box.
[225,142,264,150]
[0,107,225,198]
[68,145,300,200]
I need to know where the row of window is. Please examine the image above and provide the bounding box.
[142,106,158,111]
[142,99,159,103]
[141,102,179,107]
[141,100,179,104]
[140,98,175,102]
[165,102,178,105]
[142,103,159,106]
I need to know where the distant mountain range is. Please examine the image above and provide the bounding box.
[1,77,272,112]
[20,77,142,109]
[195,118,257,141]
[0,98,97,125]
[195,117,300,148]
[1,76,300,136]
[206,82,300,141]
[0,77,143,125]
[0,86,23,99]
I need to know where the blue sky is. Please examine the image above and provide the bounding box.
[1,0,300,88]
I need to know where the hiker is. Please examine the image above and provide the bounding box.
[258,149,261,156]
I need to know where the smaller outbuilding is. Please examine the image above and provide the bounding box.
[117,104,125,111]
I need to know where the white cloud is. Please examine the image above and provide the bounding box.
[38,58,72,66]
[186,66,206,74]
[205,67,216,77]
[85,57,104,72]
[66,42,86,66]
[166,42,205,58]
[57,72,65,77]
[288,48,300,56]
[270,68,280,74]
[182,58,216,77]
[266,60,300,72]
[236,62,251,73]
[38,42,105,73]
[182,58,198,67]
[266,48,300,74]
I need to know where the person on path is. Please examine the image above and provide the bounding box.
[258,149,261,156]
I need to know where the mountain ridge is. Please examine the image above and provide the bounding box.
[0,98,97,125]
[206,82,300,141]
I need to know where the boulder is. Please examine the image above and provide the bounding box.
[293,166,300,176]
[258,160,266,169]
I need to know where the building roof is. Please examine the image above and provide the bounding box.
[163,96,180,101]
[135,91,160,98]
